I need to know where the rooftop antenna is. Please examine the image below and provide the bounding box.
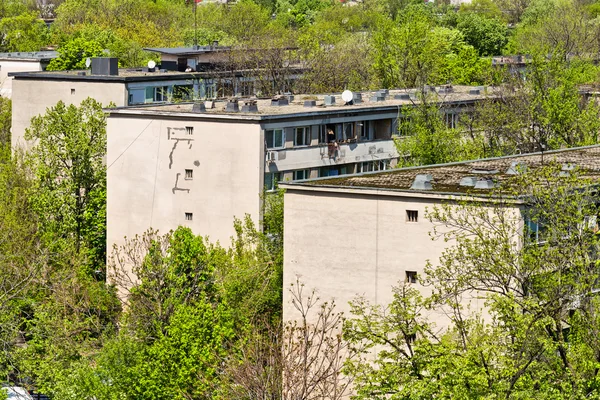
[341,90,353,105]
[186,0,201,50]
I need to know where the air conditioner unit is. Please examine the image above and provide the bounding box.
[266,151,278,162]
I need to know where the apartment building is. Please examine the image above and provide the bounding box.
[105,86,486,258]
[10,56,288,148]
[0,51,57,98]
[279,145,600,329]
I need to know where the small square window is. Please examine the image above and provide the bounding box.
[186,126,193,135]
[185,169,193,179]
[406,271,417,284]
[71,88,75,95]
[406,210,418,222]
[185,212,193,221]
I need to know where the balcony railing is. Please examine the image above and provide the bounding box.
[266,139,398,171]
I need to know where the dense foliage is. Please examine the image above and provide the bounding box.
[5,0,600,397]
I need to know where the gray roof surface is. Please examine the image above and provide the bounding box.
[283,145,600,197]
[109,85,490,120]
[0,51,58,61]
[144,46,231,55]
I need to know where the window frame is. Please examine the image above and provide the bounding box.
[293,169,310,181]
[406,210,419,223]
[294,126,311,147]
[265,129,285,150]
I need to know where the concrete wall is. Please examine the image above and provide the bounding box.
[11,79,128,149]
[0,60,42,98]
[106,115,264,262]
[283,189,505,331]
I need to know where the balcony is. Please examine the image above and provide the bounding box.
[266,139,398,171]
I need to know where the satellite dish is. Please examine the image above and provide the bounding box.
[342,90,353,104]
[85,58,91,68]
[148,60,156,69]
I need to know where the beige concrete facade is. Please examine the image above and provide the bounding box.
[0,59,43,98]
[106,114,264,254]
[282,187,499,330]
[11,79,127,149]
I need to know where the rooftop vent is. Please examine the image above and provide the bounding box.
[353,92,363,104]
[159,69,167,73]
[370,94,386,102]
[204,100,215,109]
[474,177,496,189]
[506,161,527,175]
[469,88,481,95]
[91,57,118,76]
[77,71,86,76]
[241,100,258,113]
[377,89,389,97]
[459,176,478,187]
[304,100,316,108]
[410,174,433,190]
[438,85,453,94]
[394,93,411,100]
[192,102,206,113]
[225,99,239,112]
[559,163,576,177]
[324,95,336,106]
[471,168,499,175]
[284,92,294,102]
[423,85,436,93]
[271,97,288,107]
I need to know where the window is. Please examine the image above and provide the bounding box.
[265,172,281,191]
[406,270,418,284]
[185,169,193,179]
[406,210,418,222]
[154,86,169,102]
[185,212,193,221]
[294,169,310,180]
[174,85,193,101]
[359,121,369,140]
[445,113,459,129]
[186,126,193,135]
[343,123,354,141]
[357,161,390,173]
[265,129,285,149]
[71,88,75,95]
[319,125,328,144]
[294,127,311,146]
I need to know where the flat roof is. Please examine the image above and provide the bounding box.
[9,66,304,82]
[281,145,600,198]
[0,51,58,61]
[144,46,231,55]
[9,68,232,82]
[107,85,489,121]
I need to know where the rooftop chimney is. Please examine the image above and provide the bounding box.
[225,99,239,112]
[241,100,258,113]
[192,102,206,113]
[324,95,336,106]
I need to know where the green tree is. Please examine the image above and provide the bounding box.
[345,166,600,398]
[456,12,508,56]
[46,36,103,70]
[473,54,600,155]
[0,12,49,52]
[24,98,108,271]
[0,98,11,148]
[395,91,487,166]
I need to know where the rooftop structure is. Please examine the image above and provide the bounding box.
[0,51,58,98]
